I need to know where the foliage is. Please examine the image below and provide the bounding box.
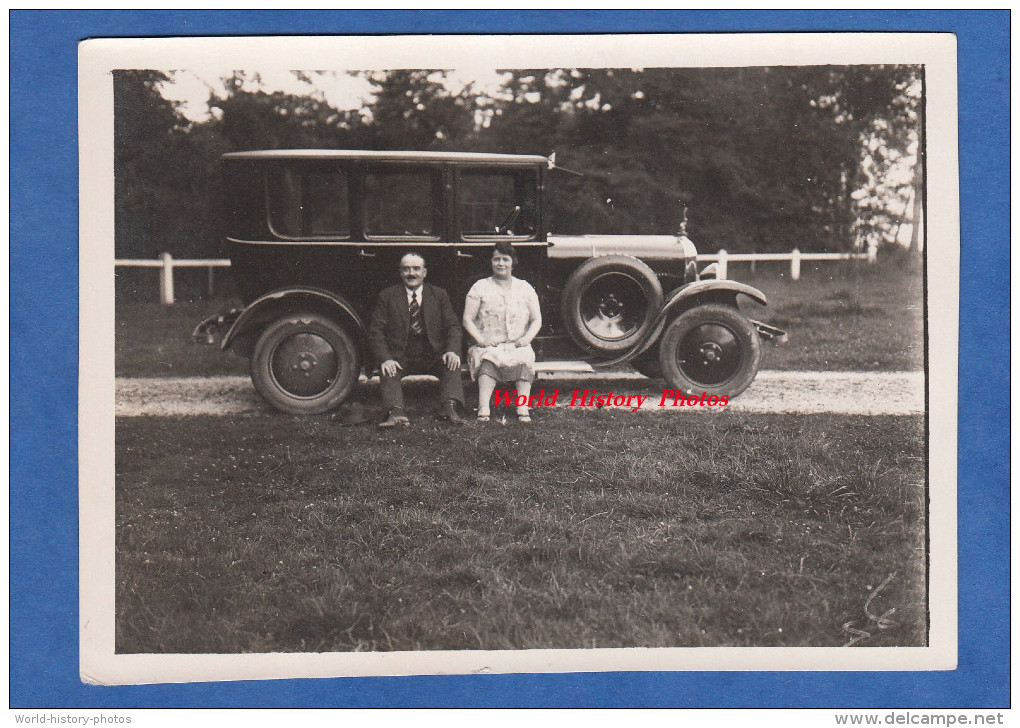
[211,72,372,151]
[114,71,226,258]
[365,70,476,149]
[113,65,921,260]
[504,66,921,250]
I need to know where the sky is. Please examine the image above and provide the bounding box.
[159,69,373,122]
[157,67,510,123]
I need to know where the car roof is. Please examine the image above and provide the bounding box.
[222,149,549,166]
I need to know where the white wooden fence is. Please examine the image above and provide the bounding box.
[116,253,231,305]
[115,248,875,305]
[700,248,875,282]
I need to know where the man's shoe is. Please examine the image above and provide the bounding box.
[378,408,410,428]
[439,399,466,425]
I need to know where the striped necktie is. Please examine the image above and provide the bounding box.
[409,291,423,335]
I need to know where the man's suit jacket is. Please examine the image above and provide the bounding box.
[367,283,463,365]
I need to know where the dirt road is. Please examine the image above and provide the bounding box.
[115,370,925,417]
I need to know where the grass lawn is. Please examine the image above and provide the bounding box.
[115,257,924,377]
[116,409,927,653]
[741,256,924,372]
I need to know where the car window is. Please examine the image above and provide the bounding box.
[458,169,537,238]
[364,167,442,239]
[267,167,351,239]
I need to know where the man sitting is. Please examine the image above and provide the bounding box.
[367,252,466,427]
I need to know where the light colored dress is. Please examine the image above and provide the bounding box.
[465,276,539,382]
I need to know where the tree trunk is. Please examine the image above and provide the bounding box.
[908,157,923,253]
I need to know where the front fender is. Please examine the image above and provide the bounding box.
[222,287,366,357]
[661,279,767,316]
[646,280,767,353]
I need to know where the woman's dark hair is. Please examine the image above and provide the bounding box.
[493,240,518,265]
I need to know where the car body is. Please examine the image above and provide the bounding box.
[197,149,784,414]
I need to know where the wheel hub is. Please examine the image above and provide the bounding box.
[699,341,723,363]
[271,332,338,397]
[677,323,742,386]
[580,273,648,341]
[295,352,318,373]
[599,294,624,319]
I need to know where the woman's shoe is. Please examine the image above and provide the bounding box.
[517,407,531,423]
[477,408,491,423]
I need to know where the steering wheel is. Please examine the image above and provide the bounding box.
[496,205,522,235]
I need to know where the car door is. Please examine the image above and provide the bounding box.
[262,160,365,308]
[359,163,457,307]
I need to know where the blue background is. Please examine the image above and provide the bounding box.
[10,10,1009,708]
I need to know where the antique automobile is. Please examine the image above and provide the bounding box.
[195,149,786,414]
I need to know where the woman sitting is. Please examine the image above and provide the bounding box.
[462,241,543,423]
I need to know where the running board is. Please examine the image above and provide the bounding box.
[364,360,598,378]
[534,360,597,373]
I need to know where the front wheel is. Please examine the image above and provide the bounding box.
[251,312,360,414]
[658,303,761,398]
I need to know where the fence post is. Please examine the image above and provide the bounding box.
[717,249,728,280]
[159,252,175,305]
[207,266,216,298]
[790,248,801,281]
[867,243,878,264]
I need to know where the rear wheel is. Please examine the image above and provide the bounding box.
[561,255,663,355]
[658,303,761,397]
[251,312,360,414]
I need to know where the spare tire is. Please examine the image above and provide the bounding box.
[561,255,663,355]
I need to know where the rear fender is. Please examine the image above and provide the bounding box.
[222,287,366,359]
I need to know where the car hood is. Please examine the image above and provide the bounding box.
[547,234,695,261]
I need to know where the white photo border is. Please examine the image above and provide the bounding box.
[79,32,959,685]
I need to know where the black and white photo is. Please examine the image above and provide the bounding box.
[79,33,959,684]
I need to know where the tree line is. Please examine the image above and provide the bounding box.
[114,66,920,261]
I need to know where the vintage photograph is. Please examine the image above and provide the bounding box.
[79,34,958,683]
